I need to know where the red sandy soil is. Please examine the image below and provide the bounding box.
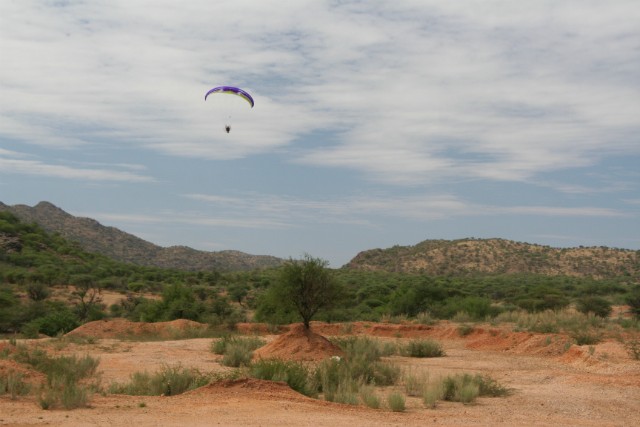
[1,319,639,426]
[252,323,344,361]
[65,318,208,339]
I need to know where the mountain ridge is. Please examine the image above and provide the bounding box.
[0,201,284,271]
[2,201,638,278]
[345,237,639,279]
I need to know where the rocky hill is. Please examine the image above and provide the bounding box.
[345,238,639,279]
[0,201,284,271]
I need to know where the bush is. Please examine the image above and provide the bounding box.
[576,297,612,318]
[249,359,315,397]
[359,384,381,408]
[0,370,30,399]
[423,382,444,408]
[387,392,406,412]
[8,346,99,410]
[212,335,266,368]
[39,378,90,410]
[440,373,510,404]
[12,346,99,386]
[109,364,210,396]
[211,335,265,355]
[401,339,445,358]
[403,370,429,397]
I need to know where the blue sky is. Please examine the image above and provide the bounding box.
[1,1,639,267]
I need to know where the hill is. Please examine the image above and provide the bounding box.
[345,238,639,279]
[0,201,283,271]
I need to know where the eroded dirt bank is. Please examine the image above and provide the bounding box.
[1,320,639,426]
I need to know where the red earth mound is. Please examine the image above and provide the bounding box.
[65,318,208,339]
[0,358,47,386]
[192,378,312,402]
[252,323,344,362]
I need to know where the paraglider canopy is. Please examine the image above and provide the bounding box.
[205,86,254,108]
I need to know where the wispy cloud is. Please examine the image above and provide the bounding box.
[185,191,626,227]
[2,1,638,183]
[0,151,155,182]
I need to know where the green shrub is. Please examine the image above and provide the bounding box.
[7,345,99,409]
[212,335,265,354]
[403,370,429,397]
[0,370,30,399]
[576,296,612,318]
[212,335,266,367]
[109,364,210,396]
[457,324,474,337]
[457,382,480,404]
[570,329,602,346]
[12,346,99,386]
[473,374,511,397]
[401,339,445,358]
[359,384,381,409]
[387,392,405,412]
[249,359,315,397]
[423,382,444,408]
[440,373,510,404]
[332,336,391,361]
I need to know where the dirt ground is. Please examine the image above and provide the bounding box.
[1,319,639,426]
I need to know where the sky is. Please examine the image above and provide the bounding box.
[1,1,639,267]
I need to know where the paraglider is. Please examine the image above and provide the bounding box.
[205,86,254,133]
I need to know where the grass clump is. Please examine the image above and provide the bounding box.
[212,335,266,367]
[9,344,99,409]
[358,384,381,409]
[12,346,99,385]
[109,364,211,396]
[314,339,401,404]
[0,370,30,399]
[331,336,396,360]
[401,339,445,358]
[250,359,315,397]
[402,369,430,397]
[423,382,444,408]
[387,391,406,412]
[39,377,90,410]
[439,373,510,405]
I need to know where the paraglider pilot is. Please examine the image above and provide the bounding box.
[225,125,231,133]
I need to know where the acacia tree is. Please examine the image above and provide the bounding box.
[275,254,344,330]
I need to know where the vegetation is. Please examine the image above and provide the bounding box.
[400,339,445,358]
[255,254,345,330]
[439,373,511,405]
[0,370,30,399]
[109,364,211,396]
[1,212,638,339]
[212,335,266,367]
[386,391,406,412]
[2,343,100,409]
[249,359,316,397]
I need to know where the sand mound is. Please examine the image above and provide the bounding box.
[0,359,47,386]
[253,323,344,361]
[65,318,208,339]
[196,378,303,398]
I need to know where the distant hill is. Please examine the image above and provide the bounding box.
[345,238,639,279]
[0,201,284,271]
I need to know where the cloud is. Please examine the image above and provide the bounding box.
[185,191,625,227]
[0,151,155,182]
[1,0,638,186]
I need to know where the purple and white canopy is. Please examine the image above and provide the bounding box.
[204,86,254,108]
